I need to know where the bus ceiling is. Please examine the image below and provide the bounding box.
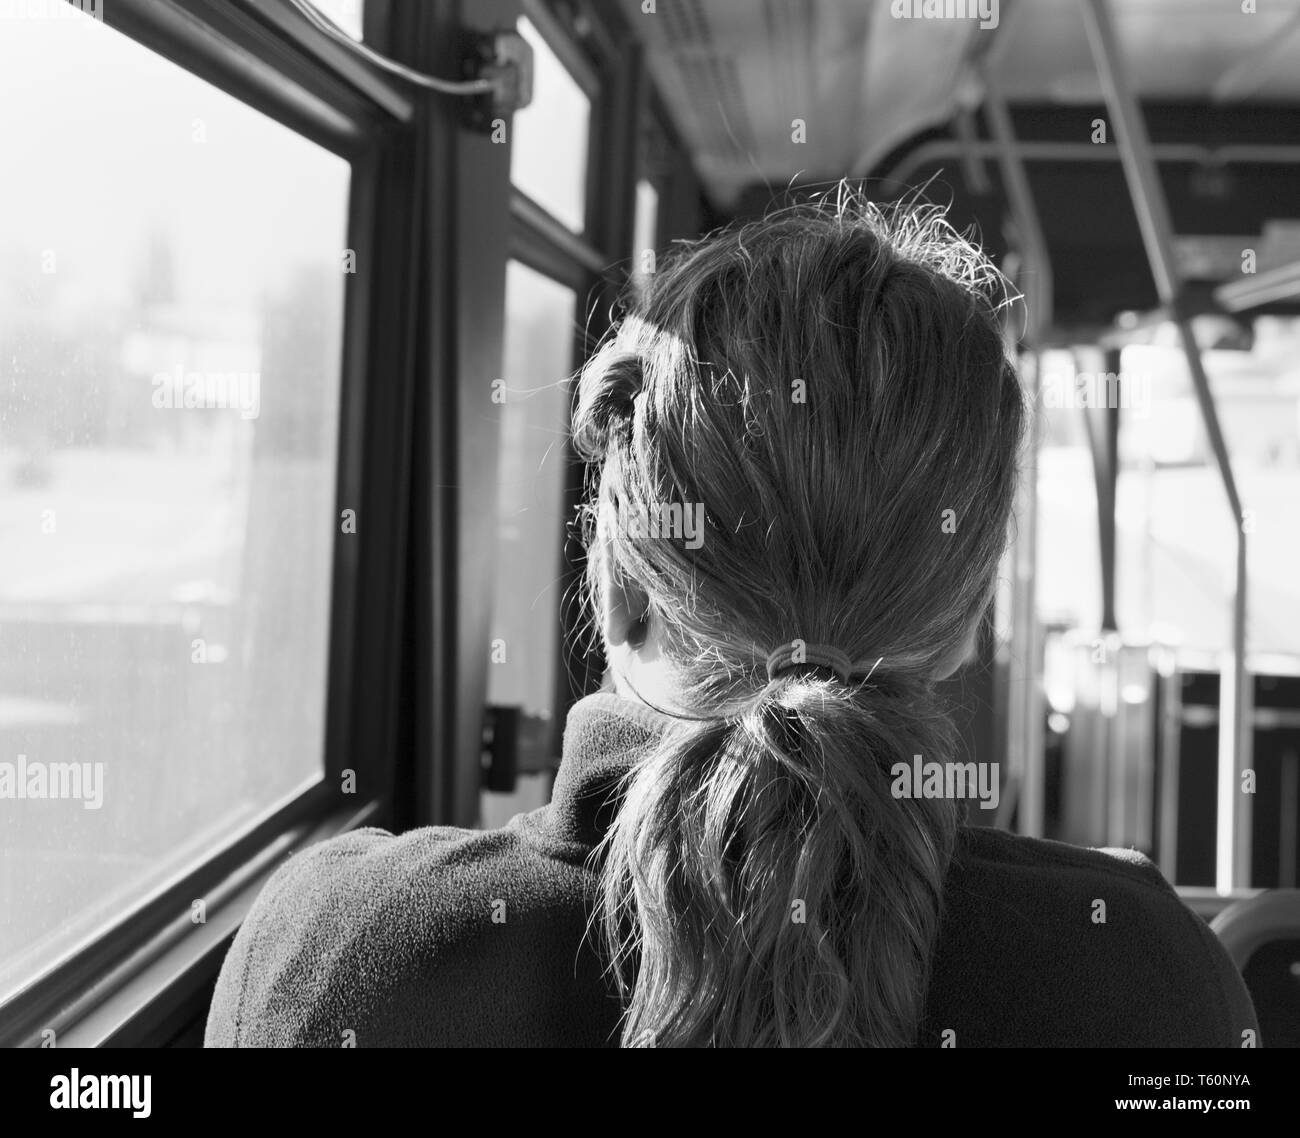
[624,0,1300,325]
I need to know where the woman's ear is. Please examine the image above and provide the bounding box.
[592,511,647,648]
[933,607,986,680]
[599,546,650,649]
[592,507,672,704]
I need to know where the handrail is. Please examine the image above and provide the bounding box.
[881,140,1300,202]
[1080,0,1253,894]
[982,61,1049,839]
[1215,257,1300,313]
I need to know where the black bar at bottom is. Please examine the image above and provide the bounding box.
[1,1044,1288,1123]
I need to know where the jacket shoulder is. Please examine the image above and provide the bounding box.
[204,820,617,1047]
[922,828,1258,1047]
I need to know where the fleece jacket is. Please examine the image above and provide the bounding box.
[205,691,1258,1047]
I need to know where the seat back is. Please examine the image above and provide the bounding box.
[1211,890,1300,1047]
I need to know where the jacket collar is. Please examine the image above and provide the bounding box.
[545,692,987,853]
[546,692,676,848]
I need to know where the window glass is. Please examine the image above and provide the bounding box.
[509,17,591,233]
[631,178,660,288]
[307,0,364,41]
[1036,348,1104,633]
[1115,317,1300,656]
[481,262,576,828]
[0,14,349,1001]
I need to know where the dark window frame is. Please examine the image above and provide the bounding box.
[494,0,707,777]
[491,0,648,769]
[0,0,421,1047]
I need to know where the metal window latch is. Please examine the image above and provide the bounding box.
[460,29,534,132]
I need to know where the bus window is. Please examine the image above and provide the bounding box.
[1113,318,1300,888]
[631,177,660,287]
[510,15,592,234]
[1037,316,1300,888]
[0,14,349,1004]
[481,261,577,829]
[1037,347,1106,635]
[1116,318,1300,659]
[304,0,364,41]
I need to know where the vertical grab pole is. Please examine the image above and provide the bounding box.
[1079,0,1252,893]
[984,65,1050,838]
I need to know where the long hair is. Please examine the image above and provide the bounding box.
[572,188,1025,1047]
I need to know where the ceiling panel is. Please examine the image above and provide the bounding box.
[624,0,1300,207]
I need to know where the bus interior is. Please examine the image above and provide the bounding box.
[1,0,1299,1049]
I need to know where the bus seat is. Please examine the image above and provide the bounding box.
[1211,890,1300,1047]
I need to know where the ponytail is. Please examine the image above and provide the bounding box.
[596,673,958,1047]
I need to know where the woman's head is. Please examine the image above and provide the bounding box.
[573,189,1025,1046]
